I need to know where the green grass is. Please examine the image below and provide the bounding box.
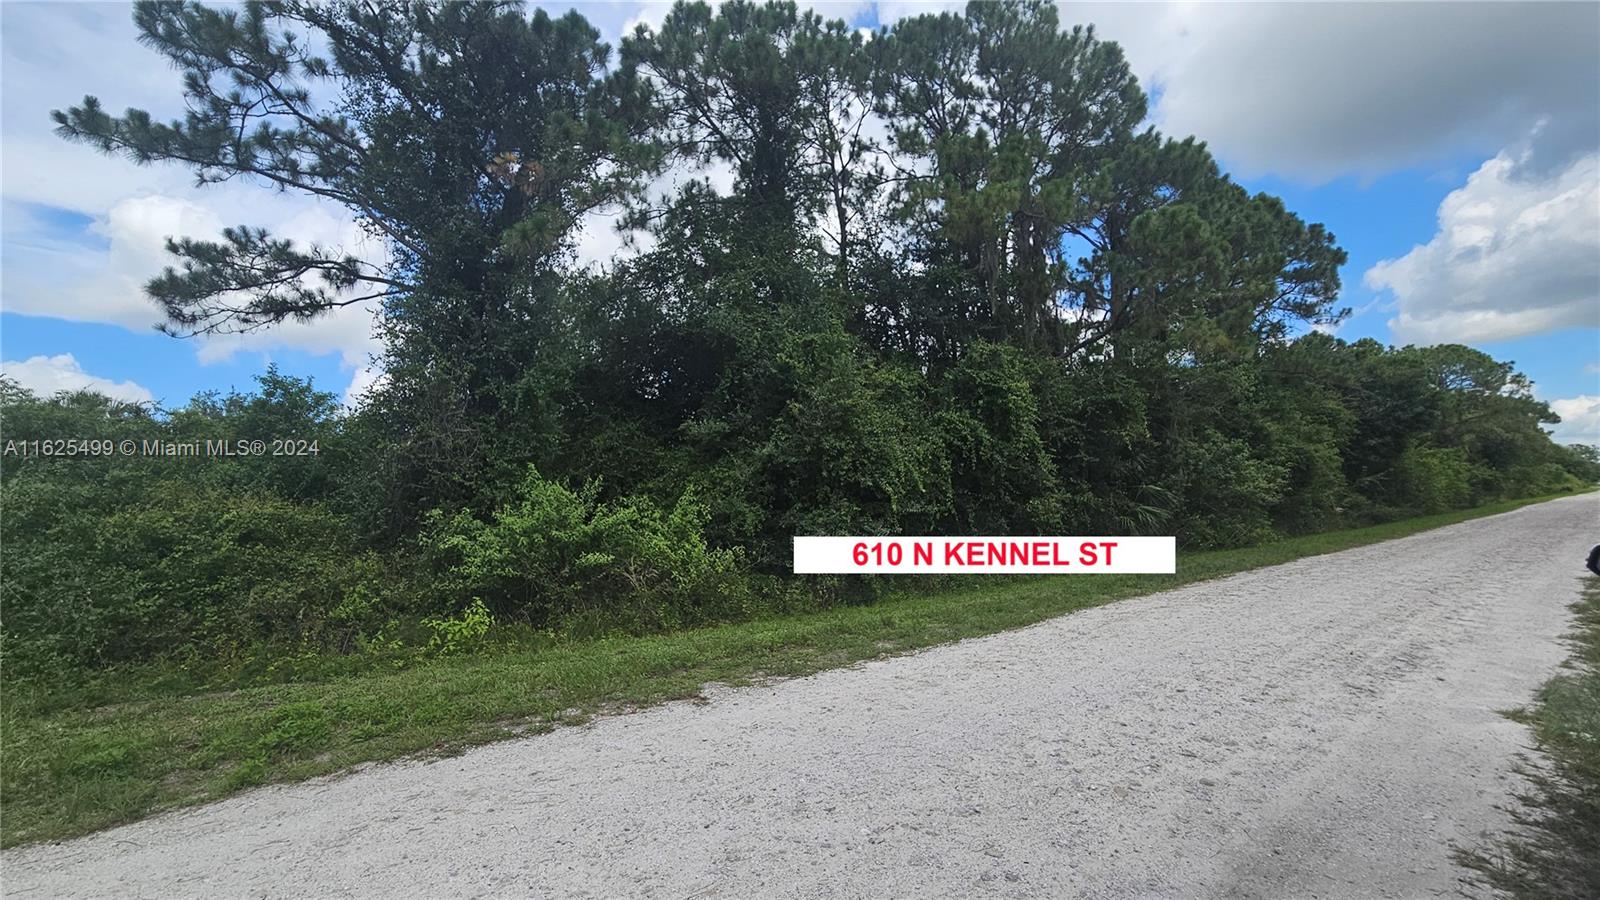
[1457,577,1600,898]
[0,493,1583,847]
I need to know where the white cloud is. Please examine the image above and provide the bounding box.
[4,194,387,371]
[1101,3,1597,182]
[6,195,221,330]
[342,363,389,410]
[870,2,1599,183]
[2,4,196,215]
[569,157,740,270]
[7,0,1594,410]
[571,212,654,270]
[613,1,673,42]
[0,353,153,403]
[1363,146,1600,345]
[1548,394,1600,446]
[1,3,386,385]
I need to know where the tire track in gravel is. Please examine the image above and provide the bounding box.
[5,494,1595,899]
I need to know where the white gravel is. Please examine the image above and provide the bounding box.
[5,494,1597,899]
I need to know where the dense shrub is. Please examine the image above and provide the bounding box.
[0,380,396,678]
[1173,430,1288,549]
[763,334,951,544]
[2,480,385,675]
[424,466,749,633]
[1392,445,1477,514]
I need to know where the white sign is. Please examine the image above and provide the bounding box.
[792,536,1176,574]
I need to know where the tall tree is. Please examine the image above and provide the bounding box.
[1065,133,1347,362]
[874,0,1146,352]
[624,0,875,252]
[55,0,661,530]
[55,0,656,336]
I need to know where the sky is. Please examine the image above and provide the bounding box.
[2,1,1597,442]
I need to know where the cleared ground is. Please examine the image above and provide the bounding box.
[5,494,1595,898]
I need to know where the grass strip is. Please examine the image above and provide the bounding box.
[1457,576,1600,897]
[1,492,1585,847]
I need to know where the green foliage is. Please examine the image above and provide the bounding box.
[762,332,951,541]
[424,466,748,633]
[53,0,658,333]
[3,0,1594,858]
[936,343,1062,532]
[874,0,1148,351]
[1559,444,1600,483]
[11,0,1593,688]
[624,0,867,235]
[0,376,400,677]
[1173,430,1287,549]
[1393,444,1480,514]
[422,599,495,656]
[165,367,344,501]
[2,477,382,675]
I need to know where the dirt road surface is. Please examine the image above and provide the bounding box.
[6,495,1596,898]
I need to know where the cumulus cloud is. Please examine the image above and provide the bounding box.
[5,193,387,368]
[1,3,386,383]
[2,5,204,217]
[865,3,1600,183]
[7,195,222,330]
[0,353,153,403]
[1363,146,1600,345]
[1096,3,1598,182]
[1548,394,1600,446]
[342,363,390,410]
[0,1,732,385]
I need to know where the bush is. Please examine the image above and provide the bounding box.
[421,598,495,655]
[424,466,749,633]
[1392,444,1475,514]
[763,335,950,546]
[1,479,388,676]
[1498,463,1588,500]
[1174,430,1288,548]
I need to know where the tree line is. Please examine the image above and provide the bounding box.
[4,0,1594,677]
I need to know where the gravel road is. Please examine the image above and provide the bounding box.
[6,495,1596,899]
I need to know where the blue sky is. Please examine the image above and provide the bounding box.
[2,1,1597,438]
